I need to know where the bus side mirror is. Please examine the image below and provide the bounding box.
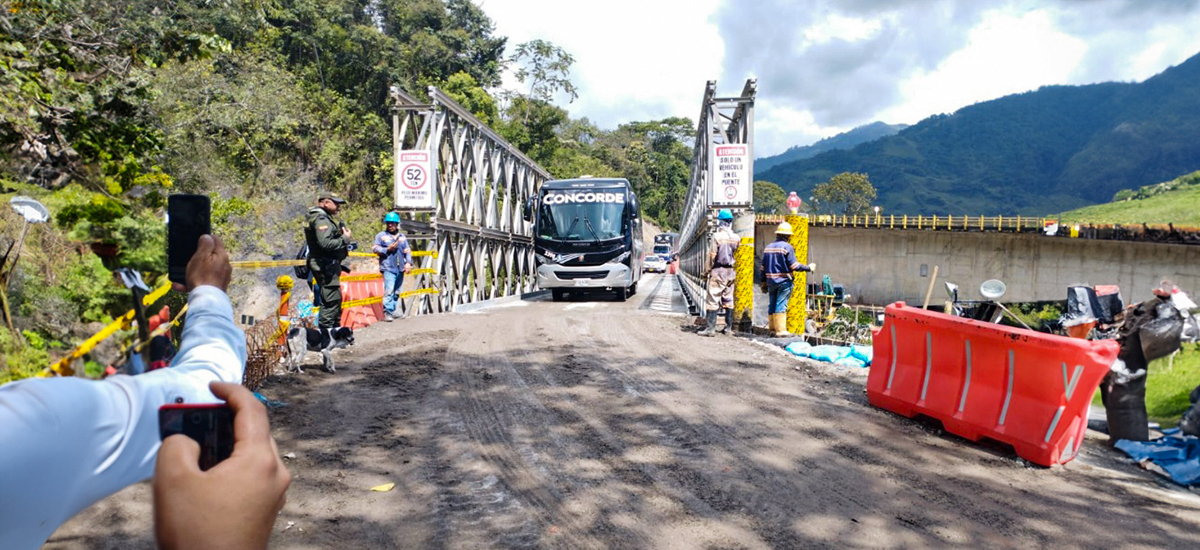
[523,197,536,222]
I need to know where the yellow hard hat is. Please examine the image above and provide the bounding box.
[775,222,793,236]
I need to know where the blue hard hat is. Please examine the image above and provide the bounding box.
[717,209,734,221]
[384,211,401,223]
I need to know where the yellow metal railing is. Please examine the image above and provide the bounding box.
[757,214,1053,233]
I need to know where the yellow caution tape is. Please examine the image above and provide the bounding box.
[412,250,438,257]
[341,273,384,282]
[342,296,383,309]
[231,259,306,269]
[348,251,376,258]
[133,304,190,353]
[46,281,174,377]
[399,288,439,298]
[408,268,437,276]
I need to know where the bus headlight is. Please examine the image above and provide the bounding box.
[609,251,630,264]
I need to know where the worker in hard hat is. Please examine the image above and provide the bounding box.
[372,211,413,321]
[760,221,815,337]
[699,209,742,336]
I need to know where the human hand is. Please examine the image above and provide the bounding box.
[388,241,398,252]
[808,263,816,272]
[404,263,412,274]
[342,226,352,238]
[174,235,231,293]
[154,382,291,550]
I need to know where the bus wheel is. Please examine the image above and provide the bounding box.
[628,282,638,296]
[552,289,565,302]
[616,286,628,302]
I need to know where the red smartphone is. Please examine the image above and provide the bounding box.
[158,403,234,471]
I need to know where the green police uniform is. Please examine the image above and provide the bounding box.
[305,206,350,328]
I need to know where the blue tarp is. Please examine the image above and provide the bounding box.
[784,341,871,367]
[1115,429,1200,486]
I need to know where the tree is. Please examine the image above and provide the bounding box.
[812,172,877,216]
[508,39,577,123]
[753,181,786,215]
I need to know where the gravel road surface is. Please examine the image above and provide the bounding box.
[48,274,1200,549]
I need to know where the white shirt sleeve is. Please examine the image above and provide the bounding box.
[0,285,246,550]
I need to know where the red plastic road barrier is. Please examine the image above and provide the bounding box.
[867,302,1119,466]
[339,272,385,330]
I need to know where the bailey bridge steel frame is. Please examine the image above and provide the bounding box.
[391,87,551,315]
[677,79,756,316]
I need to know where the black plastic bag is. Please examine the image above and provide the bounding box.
[1138,303,1184,362]
[1180,384,1200,437]
[1066,286,1102,322]
[293,243,310,280]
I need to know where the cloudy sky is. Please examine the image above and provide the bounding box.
[480,0,1200,158]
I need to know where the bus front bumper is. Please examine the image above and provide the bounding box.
[537,263,632,289]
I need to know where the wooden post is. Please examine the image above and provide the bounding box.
[130,285,151,372]
[922,265,940,310]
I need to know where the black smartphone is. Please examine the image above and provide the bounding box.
[167,194,212,285]
[159,403,235,471]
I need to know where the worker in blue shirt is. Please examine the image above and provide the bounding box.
[372,212,413,321]
[760,221,815,337]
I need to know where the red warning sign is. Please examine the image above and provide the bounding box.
[709,144,751,207]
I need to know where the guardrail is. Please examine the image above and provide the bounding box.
[757,214,1200,245]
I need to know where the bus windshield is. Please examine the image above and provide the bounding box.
[652,244,670,256]
[537,190,626,241]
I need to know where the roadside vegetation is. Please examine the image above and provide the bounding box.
[1091,344,1200,426]
[0,0,697,382]
[1059,170,1200,227]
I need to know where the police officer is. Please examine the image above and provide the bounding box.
[760,221,815,337]
[699,209,741,336]
[305,193,352,329]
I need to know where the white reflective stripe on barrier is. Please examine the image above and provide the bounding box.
[958,339,972,413]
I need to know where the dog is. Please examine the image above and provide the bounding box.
[284,326,354,374]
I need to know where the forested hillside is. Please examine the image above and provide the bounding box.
[754,122,906,174]
[0,0,694,380]
[758,51,1200,215]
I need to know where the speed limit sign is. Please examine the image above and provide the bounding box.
[395,150,435,209]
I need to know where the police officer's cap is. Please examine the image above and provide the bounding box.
[318,192,347,204]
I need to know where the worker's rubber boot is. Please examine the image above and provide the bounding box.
[720,308,734,334]
[772,314,795,338]
[698,311,718,337]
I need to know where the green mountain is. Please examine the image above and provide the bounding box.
[754,122,907,174]
[758,51,1200,215]
[1059,170,1200,226]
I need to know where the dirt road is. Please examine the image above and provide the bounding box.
[50,274,1200,548]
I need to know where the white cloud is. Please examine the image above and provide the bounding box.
[482,0,724,130]
[879,8,1088,123]
[480,0,1200,157]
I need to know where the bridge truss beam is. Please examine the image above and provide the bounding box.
[677,79,757,316]
[391,87,550,315]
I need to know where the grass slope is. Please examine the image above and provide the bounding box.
[1092,343,1200,426]
[1059,177,1200,227]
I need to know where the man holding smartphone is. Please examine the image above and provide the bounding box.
[305,192,352,329]
[0,235,290,549]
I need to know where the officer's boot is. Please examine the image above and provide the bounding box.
[698,311,718,336]
[773,314,795,338]
[720,308,734,334]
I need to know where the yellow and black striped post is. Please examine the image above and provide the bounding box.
[733,236,754,329]
[276,275,293,346]
[785,214,809,335]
